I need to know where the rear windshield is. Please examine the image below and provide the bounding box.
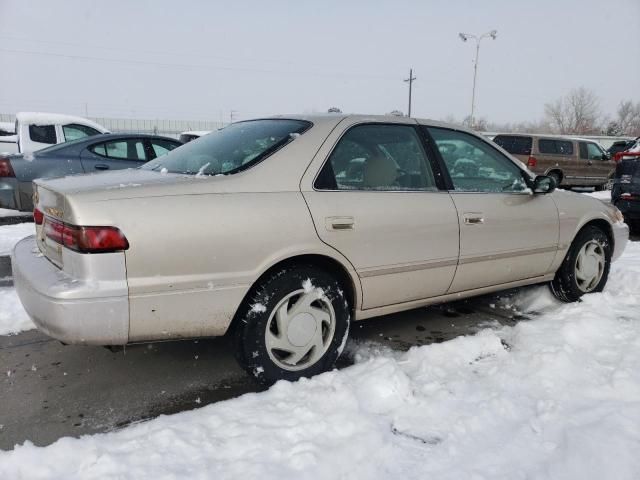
[493,135,532,155]
[143,119,311,176]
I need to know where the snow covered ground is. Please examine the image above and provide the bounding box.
[0,287,34,335]
[0,208,31,218]
[1,242,639,478]
[0,222,34,256]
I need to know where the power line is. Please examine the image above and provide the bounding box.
[0,47,401,83]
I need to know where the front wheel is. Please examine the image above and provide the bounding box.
[234,265,350,385]
[550,225,611,302]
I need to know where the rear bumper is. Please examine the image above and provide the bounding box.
[11,236,129,345]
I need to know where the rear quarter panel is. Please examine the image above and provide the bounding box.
[70,190,358,342]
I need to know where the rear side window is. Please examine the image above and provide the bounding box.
[539,139,574,155]
[29,125,57,144]
[493,135,532,155]
[315,124,438,191]
[63,124,101,141]
[91,139,147,161]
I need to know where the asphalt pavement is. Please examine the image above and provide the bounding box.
[0,290,527,450]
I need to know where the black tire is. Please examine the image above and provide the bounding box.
[548,171,562,189]
[550,225,611,302]
[234,264,350,385]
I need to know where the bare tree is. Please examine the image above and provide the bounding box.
[616,100,640,136]
[544,87,602,135]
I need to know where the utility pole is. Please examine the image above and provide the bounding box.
[230,110,237,124]
[404,68,416,117]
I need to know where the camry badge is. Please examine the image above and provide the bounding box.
[44,206,63,218]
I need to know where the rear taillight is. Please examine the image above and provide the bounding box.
[33,208,44,225]
[620,193,638,201]
[527,156,537,168]
[0,158,15,177]
[44,217,129,253]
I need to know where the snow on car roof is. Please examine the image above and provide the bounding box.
[180,131,211,137]
[15,112,109,132]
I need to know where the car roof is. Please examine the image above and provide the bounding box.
[258,113,481,137]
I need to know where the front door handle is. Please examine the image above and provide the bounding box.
[326,216,354,231]
[463,213,484,225]
[95,164,110,170]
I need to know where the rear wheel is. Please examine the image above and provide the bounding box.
[550,225,611,302]
[234,265,350,385]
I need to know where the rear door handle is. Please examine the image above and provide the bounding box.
[326,216,354,231]
[463,213,484,225]
[94,164,110,170]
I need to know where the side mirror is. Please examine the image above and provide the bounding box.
[533,175,556,194]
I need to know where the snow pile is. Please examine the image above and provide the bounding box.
[0,287,34,335]
[1,244,639,478]
[0,223,34,256]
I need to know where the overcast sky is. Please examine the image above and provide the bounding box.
[1,0,638,124]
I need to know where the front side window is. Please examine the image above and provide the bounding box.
[315,124,437,191]
[63,124,101,141]
[91,139,147,160]
[427,127,529,193]
[587,142,605,160]
[150,139,180,158]
[29,124,56,144]
[142,119,311,176]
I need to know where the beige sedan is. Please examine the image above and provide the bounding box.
[12,114,629,384]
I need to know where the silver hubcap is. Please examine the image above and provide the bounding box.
[575,240,605,292]
[265,288,336,371]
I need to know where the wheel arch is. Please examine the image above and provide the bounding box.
[545,168,564,182]
[227,252,360,335]
[575,218,614,252]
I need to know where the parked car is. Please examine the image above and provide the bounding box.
[0,133,181,211]
[612,158,640,233]
[179,130,211,143]
[0,112,109,155]
[12,115,628,385]
[608,138,638,158]
[493,134,614,189]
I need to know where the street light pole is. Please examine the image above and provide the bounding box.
[404,68,416,117]
[458,30,497,128]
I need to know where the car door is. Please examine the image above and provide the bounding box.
[424,126,559,292]
[579,141,615,186]
[80,137,149,171]
[301,120,460,310]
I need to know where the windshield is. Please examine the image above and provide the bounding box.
[142,119,311,176]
